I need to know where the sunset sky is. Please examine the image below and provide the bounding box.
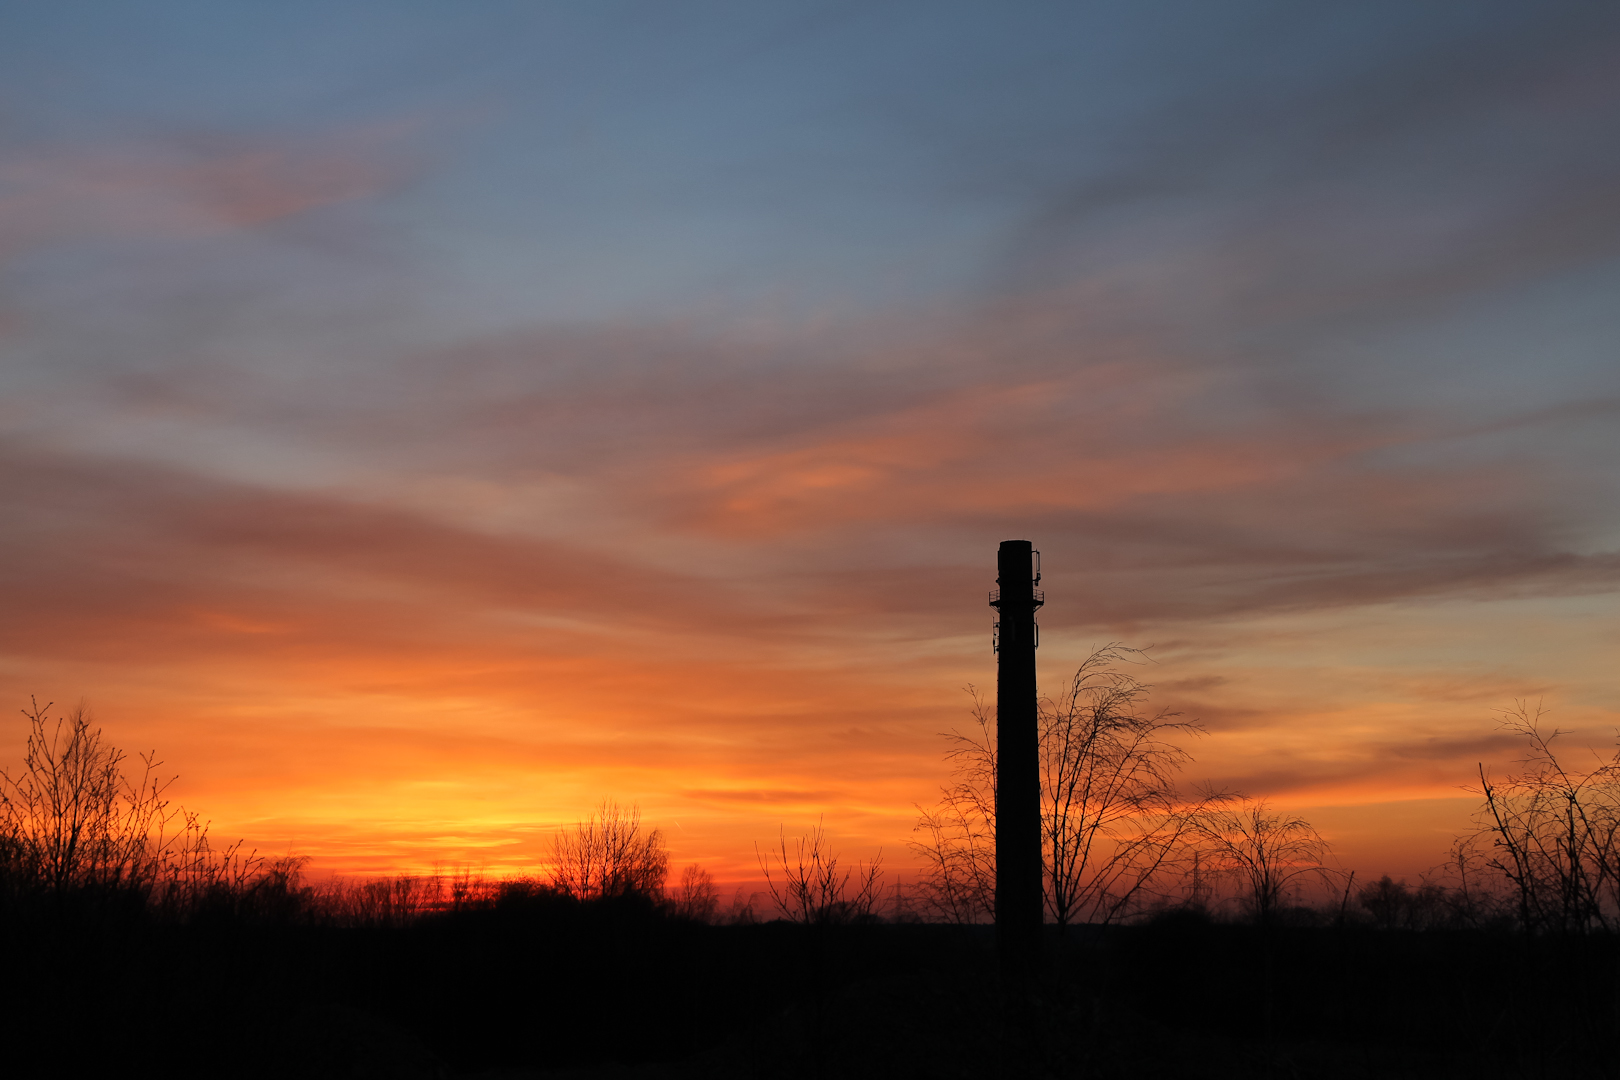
[2,1,1617,888]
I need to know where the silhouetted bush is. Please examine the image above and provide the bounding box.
[759,819,885,924]
[1468,701,1620,934]
[551,798,670,901]
[1356,873,1453,931]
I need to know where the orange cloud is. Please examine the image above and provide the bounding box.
[1,285,1614,885]
[675,378,1379,536]
[0,121,415,255]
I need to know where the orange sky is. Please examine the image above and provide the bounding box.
[4,413,1614,887]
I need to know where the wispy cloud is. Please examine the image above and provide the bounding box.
[0,121,419,257]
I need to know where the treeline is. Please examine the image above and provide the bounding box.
[5,665,1618,939]
[911,645,1620,937]
[2,687,1619,1078]
[0,698,876,929]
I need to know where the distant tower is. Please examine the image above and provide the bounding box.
[991,539,1042,979]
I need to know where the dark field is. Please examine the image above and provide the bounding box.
[5,892,1616,1080]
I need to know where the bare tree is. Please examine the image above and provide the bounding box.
[1355,874,1450,931]
[149,806,261,913]
[1471,701,1619,934]
[724,885,759,925]
[1188,798,1330,924]
[912,645,1216,927]
[551,800,669,901]
[1041,645,1213,927]
[758,820,884,924]
[670,863,720,921]
[315,872,447,927]
[0,697,253,905]
[1423,835,1513,930]
[910,690,998,922]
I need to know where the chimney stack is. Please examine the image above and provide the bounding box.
[991,539,1042,978]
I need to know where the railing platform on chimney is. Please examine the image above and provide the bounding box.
[988,588,1044,609]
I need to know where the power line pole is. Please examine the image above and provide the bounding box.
[991,539,1042,981]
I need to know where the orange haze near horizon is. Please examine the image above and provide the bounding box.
[5,389,1615,888]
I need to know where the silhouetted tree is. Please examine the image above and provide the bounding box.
[0,697,253,905]
[316,872,447,927]
[671,863,720,921]
[723,885,759,924]
[758,820,883,924]
[1425,835,1514,930]
[551,800,669,901]
[1041,645,1214,927]
[1471,701,1619,934]
[912,644,1217,926]
[1356,874,1449,930]
[1188,798,1330,924]
[911,690,997,922]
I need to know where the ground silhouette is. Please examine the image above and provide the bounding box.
[3,881,1617,1079]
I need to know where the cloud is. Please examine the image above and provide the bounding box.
[0,122,418,257]
[1198,728,1530,805]
[0,441,799,672]
[994,10,1620,338]
[680,788,845,806]
[88,280,1608,637]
